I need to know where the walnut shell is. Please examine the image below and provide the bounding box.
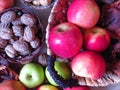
[0,27,13,40]
[12,25,24,37]
[5,45,17,58]
[12,40,30,55]
[23,26,36,42]
[12,18,23,26]
[25,0,33,2]
[21,14,37,26]
[32,0,41,6]
[40,0,52,6]
[1,11,16,24]
[30,37,40,48]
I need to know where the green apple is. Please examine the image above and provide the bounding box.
[19,63,45,88]
[45,67,57,86]
[37,84,59,90]
[45,61,71,86]
[0,80,26,90]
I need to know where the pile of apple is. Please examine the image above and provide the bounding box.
[48,0,110,86]
[0,0,112,90]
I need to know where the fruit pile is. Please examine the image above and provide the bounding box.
[46,0,120,88]
[0,0,120,90]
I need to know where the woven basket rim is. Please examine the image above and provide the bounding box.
[45,0,120,87]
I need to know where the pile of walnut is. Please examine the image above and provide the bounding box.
[0,10,40,58]
[25,0,52,6]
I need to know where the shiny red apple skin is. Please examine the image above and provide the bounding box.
[71,51,106,80]
[48,22,83,58]
[84,27,110,52]
[0,0,14,13]
[0,80,26,90]
[67,0,100,29]
[64,86,90,90]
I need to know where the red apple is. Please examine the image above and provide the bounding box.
[64,86,90,90]
[71,51,106,80]
[0,80,26,90]
[0,0,14,13]
[37,84,58,90]
[84,27,110,52]
[48,22,83,58]
[67,0,100,29]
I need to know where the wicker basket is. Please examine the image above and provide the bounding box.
[0,7,45,64]
[46,0,120,87]
[0,65,18,82]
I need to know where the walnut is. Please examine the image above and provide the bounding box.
[32,0,41,6]
[12,40,30,55]
[38,53,48,67]
[5,45,17,58]
[12,18,23,26]
[23,26,36,42]
[30,37,40,48]
[0,23,13,40]
[19,50,31,56]
[0,38,8,48]
[12,25,24,36]
[40,0,52,6]
[1,11,16,23]
[21,14,37,26]
[25,0,33,2]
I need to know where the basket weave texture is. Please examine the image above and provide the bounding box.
[46,0,120,87]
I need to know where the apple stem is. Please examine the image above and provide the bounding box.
[27,74,32,79]
[57,29,64,32]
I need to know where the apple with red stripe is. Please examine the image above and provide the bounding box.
[67,0,100,29]
[48,22,83,58]
[83,27,110,52]
[71,51,106,80]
